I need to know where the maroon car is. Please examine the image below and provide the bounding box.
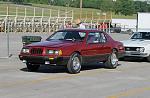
[19,29,124,74]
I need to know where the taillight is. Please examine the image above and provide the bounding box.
[118,45,124,50]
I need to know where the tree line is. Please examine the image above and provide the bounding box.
[1,0,150,16]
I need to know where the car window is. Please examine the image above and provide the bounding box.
[131,33,142,39]
[79,32,86,38]
[47,31,86,41]
[87,32,100,43]
[100,33,107,43]
[131,32,150,40]
[49,32,67,40]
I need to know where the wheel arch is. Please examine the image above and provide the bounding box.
[112,48,118,52]
[112,48,119,58]
[71,51,82,63]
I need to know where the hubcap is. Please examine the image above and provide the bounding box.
[73,57,81,70]
[111,53,118,66]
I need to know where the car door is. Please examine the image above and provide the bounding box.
[82,32,101,63]
[97,32,111,61]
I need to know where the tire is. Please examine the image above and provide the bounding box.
[67,53,82,74]
[119,57,124,61]
[26,62,40,72]
[147,55,150,62]
[105,49,118,69]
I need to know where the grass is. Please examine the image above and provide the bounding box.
[0,2,136,20]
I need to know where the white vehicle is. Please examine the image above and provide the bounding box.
[137,13,150,31]
[121,32,150,61]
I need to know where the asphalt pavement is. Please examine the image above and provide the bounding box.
[0,57,150,98]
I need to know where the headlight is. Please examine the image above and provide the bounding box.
[140,47,145,52]
[48,50,54,54]
[54,50,59,54]
[136,48,140,51]
[136,47,145,52]
[47,50,62,55]
[22,48,29,53]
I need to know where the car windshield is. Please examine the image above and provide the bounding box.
[47,31,86,41]
[131,32,150,40]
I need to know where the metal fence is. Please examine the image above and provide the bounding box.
[0,5,73,33]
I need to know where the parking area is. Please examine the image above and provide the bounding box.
[0,32,130,58]
[0,57,150,98]
[0,33,150,98]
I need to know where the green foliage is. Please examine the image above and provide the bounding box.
[99,0,114,12]
[114,0,134,16]
[133,1,149,12]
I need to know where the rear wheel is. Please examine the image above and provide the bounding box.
[105,49,118,69]
[26,62,40,72]
[67,53,81,74]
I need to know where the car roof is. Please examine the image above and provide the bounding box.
[58,28,103,32]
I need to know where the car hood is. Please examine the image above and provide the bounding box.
[26,40,75,48]
[121,39,150,47]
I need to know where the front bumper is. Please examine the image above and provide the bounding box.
[124,51,149,57]
[19,55,69,66]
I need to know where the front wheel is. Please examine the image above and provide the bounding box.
[26,62,40,72]
[67,53,82,74]
[105,50,118,69]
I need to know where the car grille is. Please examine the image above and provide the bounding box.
[30,48,43,55]
[125,47,139,51]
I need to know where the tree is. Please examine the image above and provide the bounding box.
[99,0,114,12]
[114,0,134,16]
[133,1,149,13]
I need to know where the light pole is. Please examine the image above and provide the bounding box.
[7,0,10,57]
[80,0,82,19]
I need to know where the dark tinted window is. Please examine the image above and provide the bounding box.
[131,32,150,40]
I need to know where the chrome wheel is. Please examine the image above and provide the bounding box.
[67,53,82,74]
[73,57,81,70]
[104,49,118,69]
[111,53,118,66]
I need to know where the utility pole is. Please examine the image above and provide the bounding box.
[80,0,82,19]
[7,0,10,57]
